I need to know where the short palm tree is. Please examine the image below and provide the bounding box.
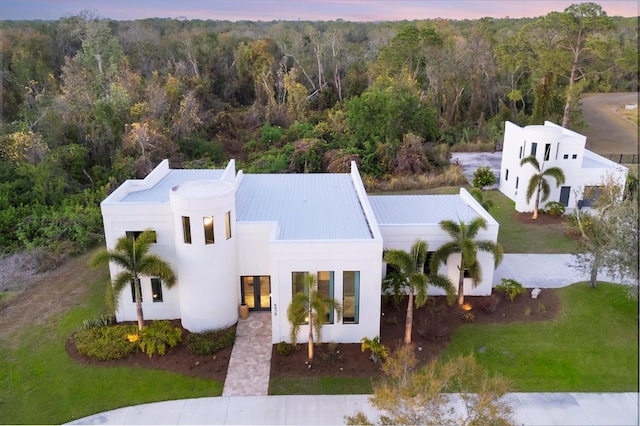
[91,229,176,330]
[469,187,494,211]
[287,273,343,363]
[431,219,503,306]
[384,239,454,344]
[520,156,566,220]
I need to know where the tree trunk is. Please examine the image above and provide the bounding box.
[134,278,144,330]
[404,291,414,344]
[562,59,579,128]
[590,255,599,288]
[308,315,314,362]
[457,257,465,305]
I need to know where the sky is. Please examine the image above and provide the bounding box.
[0,0,638,21]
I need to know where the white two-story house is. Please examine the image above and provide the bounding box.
[499,121,628,212]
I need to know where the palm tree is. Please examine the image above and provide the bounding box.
[469,187,494,211]
[431,219,504,306]
[287,273,343,363]
[520,156,566,220]
[384,239,454,344]
[91,229,176,330]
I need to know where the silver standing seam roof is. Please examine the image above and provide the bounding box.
[235,174,373,240]
[121,170,224,202]
[369,194,480,225]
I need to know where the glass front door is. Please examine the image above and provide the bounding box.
[241,276,271,311]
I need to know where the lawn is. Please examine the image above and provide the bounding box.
[441,282,639,392]
[0,256,223,425]
[269,377,376,395]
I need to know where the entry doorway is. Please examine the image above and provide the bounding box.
[241,276,271,311]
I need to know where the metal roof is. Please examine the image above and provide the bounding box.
[368,195,480,225]
[121,170,224,202]
[235,174,373,240]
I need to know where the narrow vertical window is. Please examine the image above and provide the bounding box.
[318,271,335,323]
[182,216,191,244]
[343,271,359,324]
[519,146,523,159]
[515,177,519,189]
[505,169,509,181]
[531,142,537,156]
[151,278,163,302]
[544,143,551,161]
[204,216,214,244]
[225,211,232,239]
[292,272,308,296]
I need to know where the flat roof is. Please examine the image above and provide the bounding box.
[121,170,224,202]
[235,174,373,240]
[369,194,480,225]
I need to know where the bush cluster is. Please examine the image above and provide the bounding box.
[139,320,182,357]
[495,278,526,302]
[276,341,292,356]
[74,324,139,361]
[78,313,116,331]
[186,325,236,356]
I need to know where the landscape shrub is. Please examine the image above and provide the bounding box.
[361,336,388,363]
[461,312,475,322]
[495,278,526,302]
[544,201,566,217]
[74,324,139,361]
[479,294,500,313]
[186,325,236,356]
[78,313,116,331]
[276,341,292,356]
[139,320,182,357]
[472,166,496,189]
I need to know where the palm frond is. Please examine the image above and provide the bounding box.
[475,240,504,267]
[525,175,541,203]
[431,242,458,271]
[428,274,456,304]
[467,217,488,238]
[542,167,566,186]
[520,155,541,171]
[439,220,462,239]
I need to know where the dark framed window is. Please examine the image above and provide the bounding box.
[422,252,435,275]
[292,271,309,296]
[343,271,360,324]
[318,271,335,323]
[563,154,569,159]
[182,216,191,244]
[531,142,537,156]
[544,144,551,161]
[151,278,163,302]
[572,154,577,159]
[519,146,523,159]
[125,231,156,243]
[515,177,519,189]
[225,211,232,239]
[204,216,214,244]
[505,169,509,181]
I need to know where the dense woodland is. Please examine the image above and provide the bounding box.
[0,3,637,257]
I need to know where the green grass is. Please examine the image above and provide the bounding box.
[440,282,639,391]
[269,376,376,395]
[485,189,577,253]
[0,261,222,425]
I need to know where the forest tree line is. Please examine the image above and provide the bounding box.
[0,2,637,256]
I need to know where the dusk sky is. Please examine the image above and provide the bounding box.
[0,0,638,21]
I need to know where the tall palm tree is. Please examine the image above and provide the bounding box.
[384,239,454,344]
[431,219,503,306]
[91,229,176,330]
[520,156,566,220]
[287,273,343,363]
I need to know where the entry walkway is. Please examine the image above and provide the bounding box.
[69,392,639,425]
[222,311,272,396]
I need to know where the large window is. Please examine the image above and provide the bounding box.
[182,216,191,244]
[292,271,308,296]
[318,271,335,323]
[225,211,232,239]
[203,216,214,244]
[126,231,156,242]
[343,271,360,324]
[151,278,163,302]
[531,142,537,156]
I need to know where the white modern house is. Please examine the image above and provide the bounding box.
[100,159,499,344]
[499,121,628,212]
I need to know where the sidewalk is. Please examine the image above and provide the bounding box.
[69,392,639,425]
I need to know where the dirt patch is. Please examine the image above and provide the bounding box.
[580,92,639,155]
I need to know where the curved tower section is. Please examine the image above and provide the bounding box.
[170,179,238,332]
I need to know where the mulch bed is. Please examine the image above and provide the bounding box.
[67,290,560,383]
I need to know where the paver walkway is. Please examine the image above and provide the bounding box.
[222,311,272,396]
